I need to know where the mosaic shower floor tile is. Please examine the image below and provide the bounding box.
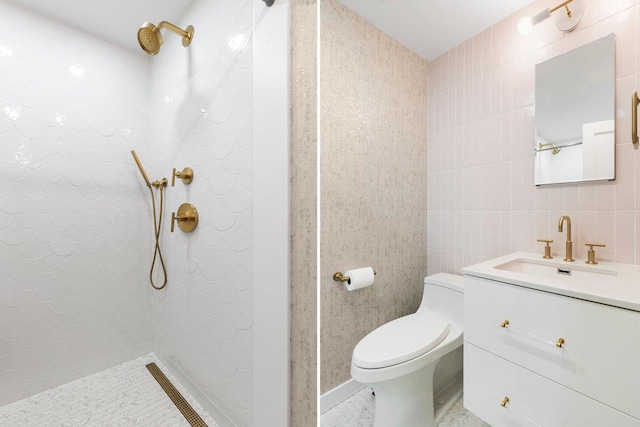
[0,353,218,427]
[320,387,490,427]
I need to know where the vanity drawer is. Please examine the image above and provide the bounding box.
[464,343,640,427]
[464,275,640,419]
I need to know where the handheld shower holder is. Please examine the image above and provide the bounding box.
[152,178,168,189]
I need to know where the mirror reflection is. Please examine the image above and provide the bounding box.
[534,33,616,185]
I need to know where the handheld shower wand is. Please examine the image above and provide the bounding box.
[131,150,168,290]
[131,150,152,187]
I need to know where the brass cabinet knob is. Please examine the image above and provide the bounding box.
[170,203,198,233]
[536,239,553,259]
[556,337,565,348]
[500,320,510,328]
[585,242,606,265]
[500,396,510,407]
[172,167,194,186]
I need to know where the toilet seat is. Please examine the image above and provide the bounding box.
[352,312,450,369]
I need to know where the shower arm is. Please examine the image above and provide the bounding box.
[156,21,191,39]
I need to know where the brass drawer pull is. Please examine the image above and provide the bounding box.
[633,91,639,146]
[499,320,566,349]
[500,396,510,407]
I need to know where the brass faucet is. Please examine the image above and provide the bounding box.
[558,215,574,262]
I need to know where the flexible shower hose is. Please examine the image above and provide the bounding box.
[148,185,167,290]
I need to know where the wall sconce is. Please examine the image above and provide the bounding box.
[518,0,585,36]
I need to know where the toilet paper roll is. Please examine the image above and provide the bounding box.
[344,267,375,291]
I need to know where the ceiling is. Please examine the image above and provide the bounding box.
[7,0,195,53]
[338,0,535,61]
[7,0,536,60]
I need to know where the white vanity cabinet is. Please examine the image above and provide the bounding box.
[463,254,640,427]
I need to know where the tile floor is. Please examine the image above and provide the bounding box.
[0,353,218,427]
[320,387,490,427]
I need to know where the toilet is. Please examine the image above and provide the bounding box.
[350,273,464,427]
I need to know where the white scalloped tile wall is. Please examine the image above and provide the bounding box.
[0,1,153,405]
[148,1,253,426]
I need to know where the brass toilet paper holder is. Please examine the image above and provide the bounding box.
[333,270,377,283]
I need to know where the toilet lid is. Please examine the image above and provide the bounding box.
[352,312,450,369]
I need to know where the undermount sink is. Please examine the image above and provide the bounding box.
[463,252,640,316]
[494,258,618,286]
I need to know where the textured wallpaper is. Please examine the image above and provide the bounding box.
[320,0,429,393]
[427,0,640,274]
[148,0,254,426]
[290,0,318,425]
[0,2,152,405]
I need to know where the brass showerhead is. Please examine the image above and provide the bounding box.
[137,21,194,55]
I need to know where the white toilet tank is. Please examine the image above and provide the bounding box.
[417,273,464,327]
[417,273,464,405]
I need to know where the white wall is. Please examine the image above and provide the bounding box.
[148,1,255,426]
[0,2,153,405]
[0,2,289,425]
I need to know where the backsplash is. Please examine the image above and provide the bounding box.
[427,0,640,273]
[0,2,152,404]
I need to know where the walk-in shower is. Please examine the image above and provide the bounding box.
[0,0,289,426]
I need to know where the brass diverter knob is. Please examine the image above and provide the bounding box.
[500,320,509,328]
[537,239,553,259]
[171,203,198,233]
[172,167,193,186]
[500,396,510,407]
[585,242,606,265]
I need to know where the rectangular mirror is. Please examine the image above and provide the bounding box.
[534,34,615,186]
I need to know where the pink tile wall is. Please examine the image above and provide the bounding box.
[428,0,640,274]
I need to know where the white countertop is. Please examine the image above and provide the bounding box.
[462,252,640,312]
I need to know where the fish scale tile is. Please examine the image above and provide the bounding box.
[0,1,152,406]
[147,0,254,425]
[0,0,256,426]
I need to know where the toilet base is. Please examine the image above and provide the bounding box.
[371,363,437,427]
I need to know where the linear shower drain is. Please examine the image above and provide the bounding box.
[146,363,208,427]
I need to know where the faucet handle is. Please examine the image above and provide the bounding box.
[585,243,606,265]
[536,239,553,259]
[171,167,194,186]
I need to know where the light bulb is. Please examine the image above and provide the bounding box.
[518,16,533,36]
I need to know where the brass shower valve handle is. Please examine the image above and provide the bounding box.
[172,167,193,186]
[585,242,606,265]
[170,203,198,233]
[536,239,553,259]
